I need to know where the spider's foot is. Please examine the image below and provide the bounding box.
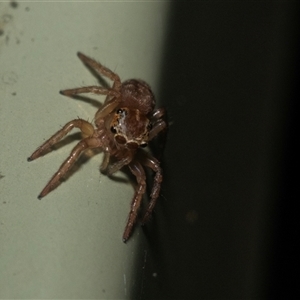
[37,194,43,200]
[122,232,131,243]
[60,89,74,97]
[77,52,85,59]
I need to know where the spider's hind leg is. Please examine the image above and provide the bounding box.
[77,52,122,90]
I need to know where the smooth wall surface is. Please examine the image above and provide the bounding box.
[0,1,169,298]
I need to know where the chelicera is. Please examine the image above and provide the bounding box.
[28,52,167,242]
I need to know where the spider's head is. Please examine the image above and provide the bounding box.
[110,108,152,150]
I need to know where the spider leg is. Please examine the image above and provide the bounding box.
[100,152,111,173]
[148,108,167,140]
[28,119,94,161]
[106,155,133,176]
[140,154,162,224]
[123,161,146,243]
[77,52,122,91]
[152,107,166,120]
[148,119,167,141]
[37,137,100,199]
[94,97,121,121]
[60,86,121,121]
[60,86,119,98]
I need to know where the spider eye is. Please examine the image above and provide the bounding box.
[116,108,128,115]
[110,126,117,134]
[140,143,148,148]
[147,123,153,130]
[117,108,127,115]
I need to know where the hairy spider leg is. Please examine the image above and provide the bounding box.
[60,86,119,97]
[106,155,133,176]
[27,119,94,161]
[123,161,147,242]
[99,152,131,175]
[60,86,121,121]
[76,52,124,119]
[37,137,100,199]
[77,52,122,91]
[60,53,124,121]
[140,154,162,224]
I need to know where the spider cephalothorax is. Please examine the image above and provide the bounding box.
[109,107,151,149]
[28,52,167,242]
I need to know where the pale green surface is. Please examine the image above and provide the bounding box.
[0,1,169,298]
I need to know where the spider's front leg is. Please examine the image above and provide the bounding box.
[60,86,121,122]
[28,119,94,161]
[123,161,147,243]
[28,118,100,199]
[37,137,100,199]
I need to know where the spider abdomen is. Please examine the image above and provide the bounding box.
[121,79,155,115]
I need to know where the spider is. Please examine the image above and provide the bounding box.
[28,52,167,242]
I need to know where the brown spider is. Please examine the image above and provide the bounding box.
[28,52,167,242]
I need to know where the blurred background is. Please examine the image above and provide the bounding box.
[143,2,299,299]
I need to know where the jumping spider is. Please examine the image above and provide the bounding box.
[28,52,167,242]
